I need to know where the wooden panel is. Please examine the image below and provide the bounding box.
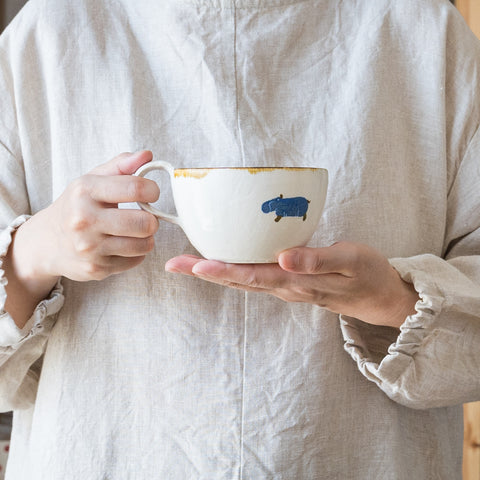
[464,403,480,480]
[459,6,480,478]
[460,8,480,480]
[456,0,480,38]
[453,3,480,479]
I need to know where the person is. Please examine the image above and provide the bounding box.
[0,0,479,478]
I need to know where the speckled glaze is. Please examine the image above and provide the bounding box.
[135,161,328,263]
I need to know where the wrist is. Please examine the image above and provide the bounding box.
[384,278,419,329]
[10,217,59,287]
[4,217,59,329]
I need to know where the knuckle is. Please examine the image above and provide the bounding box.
[307,256,325,274]
[297,250,325,274]
[73,236,96,255]
[69,213,92,232]
[69,177,91,200]
[245,270,261,287]
[83,261,107,281]
[67,181,96,233]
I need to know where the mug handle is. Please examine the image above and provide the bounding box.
[134,160,180,225]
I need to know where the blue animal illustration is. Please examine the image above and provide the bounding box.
[261,194,310,222]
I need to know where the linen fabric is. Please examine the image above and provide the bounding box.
[0,0,479,478]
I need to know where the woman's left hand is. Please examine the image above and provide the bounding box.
[165,241,419,329]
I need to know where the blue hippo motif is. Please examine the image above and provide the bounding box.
[261,194,310,222]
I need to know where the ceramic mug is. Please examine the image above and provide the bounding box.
[135,162,328,263]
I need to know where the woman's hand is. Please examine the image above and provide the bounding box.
[4,150,160,328]
[16,150,160,282]
[165,241,419,329]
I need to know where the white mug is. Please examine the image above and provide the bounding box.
[135,162,328,263]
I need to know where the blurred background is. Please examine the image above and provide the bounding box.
[0,0,27,30]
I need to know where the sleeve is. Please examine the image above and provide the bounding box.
[0,220,64,411]
[0,17,65,411]
[0,220,65,414]
[341,123,480,410]
[340,4,480,410]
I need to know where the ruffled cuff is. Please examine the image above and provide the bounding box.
[340,256,444,408]
[0,215,65,348]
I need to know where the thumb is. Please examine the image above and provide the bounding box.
[278,244,351,275]
[89,150,153,176]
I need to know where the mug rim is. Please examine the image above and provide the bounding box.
[173,166,328,179]
[174,166,326,171]
[173,167,328,179]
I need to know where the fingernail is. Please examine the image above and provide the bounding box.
[165,266,179,273]
[192,260,224,278]
[164,262,179,273]
[191,265,211,278]
[281,249,300,270]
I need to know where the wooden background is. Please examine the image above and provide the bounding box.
[456,3,480,479]
[457,0,480,38]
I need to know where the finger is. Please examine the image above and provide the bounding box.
[190,260,272,293]
[99,235,156,258]
[278,243,356,276]
[165,256,272,289]
[165,255,205,276]
[98,208,159,238]
[190,260,288,289]
[90,150,153,176]
[84,255,147,281]
[166,255,291,292]
[82,174,160,204]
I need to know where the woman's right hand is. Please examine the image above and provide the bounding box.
[4,150,160,327]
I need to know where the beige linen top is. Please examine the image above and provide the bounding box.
[0,0,479,478]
